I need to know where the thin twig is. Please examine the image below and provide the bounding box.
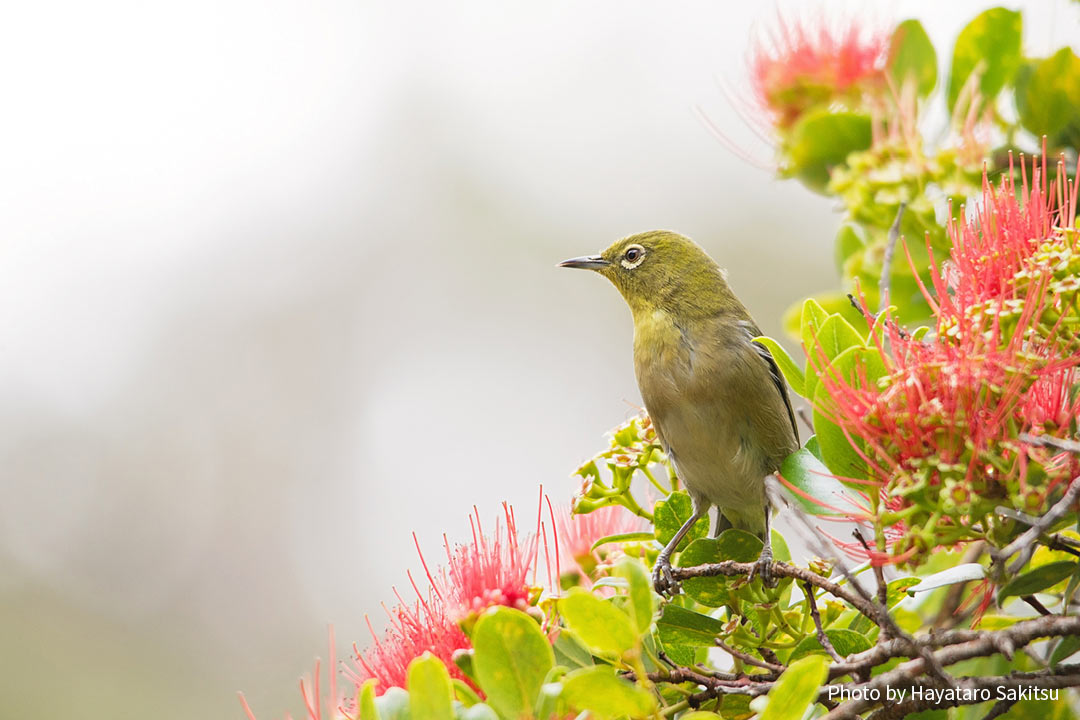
[714,637,783,676]
[796,406,814,433]
[821,617,1080,719]
[804,581,843,662]
[878,202,906,314]
[853,529,889,626]
[670,560,881,620]
[1020,432,1080,454]
[979,699,1017,720]
[1022,595,1052,616]
[994,473,1080,575]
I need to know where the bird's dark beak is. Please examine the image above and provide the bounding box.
[558,255,610,270]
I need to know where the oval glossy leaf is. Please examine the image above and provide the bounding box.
[1018,47,1080,146]
[552,630,594,669]
[889,19,937,95]
[812,345,887,482]
[472,607,554,719]
[358,680,380,720]
[653,491,709,550]
[614,557,654,634]
[907,563,987,594]
[790,628,873,662]
[560,666,656,719]
[800,298,831,358]
[886,577,921,607]
[947,7,1022,110]
[676,538,731,606]
[408,653,455,720]
[656,604,726,647]
[998,561,1079,601]
[753,335,806,397]
[1050,635,1080,667]
[834,223,866,273]
[759,655,828,720]
[815,315,865,361]
[558,588,636,658]
[787,110,872,192]
[778,444,863,518]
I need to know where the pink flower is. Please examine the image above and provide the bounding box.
[346,583,472,697]
[554,503,645,585]
[751,14,888,128]
[928,152,1080,354]
[430,504,539,622]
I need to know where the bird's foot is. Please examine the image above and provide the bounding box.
[651,555,681,596]
[747,545,777,588]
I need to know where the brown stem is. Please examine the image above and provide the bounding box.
[993,473,1080,575]
[669,560,881,620]
[804,581,843,662]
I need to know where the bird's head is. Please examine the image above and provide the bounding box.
[559,230,735,317]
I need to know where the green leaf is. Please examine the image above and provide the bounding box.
[552,630,594,669]
[753,335,806,397]
[559,666,656,719]
[358,680,380,720]
[835,224,866,274]
[790,628,873,661]
[677,532,765,606]
[558,588,636,658]
[759,655,829,720]
[907,563,987,594]
[889,19,937,95]
[472,607,554,720]
[778,443,863,518]
[1050,635,1080,666]
[886,577,921,607]
[812,345,888,481]
[533,675,566,720]
[589,531,655,551]
[653,491,709,550]
[947,7,1022,110]
[800,298,831,359]
[787,110,873,192]
[656,604,726,647]
[815,315,865,361]
[614,557,654,634]
[998,561,1079,601]
[1018,47,1080,147]
[408,653,455,720]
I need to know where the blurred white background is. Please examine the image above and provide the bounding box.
[0,1,1074,717]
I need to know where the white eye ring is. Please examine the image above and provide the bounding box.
[621,244,646,269]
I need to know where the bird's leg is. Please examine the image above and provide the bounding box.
[712,511,732,538]
[747,503,777,588]
[652,508,707,596]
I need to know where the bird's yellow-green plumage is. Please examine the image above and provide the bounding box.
[560,230,799,592]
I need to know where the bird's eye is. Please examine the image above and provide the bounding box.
[621,245,646,269]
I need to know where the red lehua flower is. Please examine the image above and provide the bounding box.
[925,152,1080,351]
[750,13,889,128]
[431,503,539,621]
[346,582,472,696]
[553,503,646,584]
[813,308,1080,564]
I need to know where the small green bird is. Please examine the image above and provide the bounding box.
[560,230,799,594]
